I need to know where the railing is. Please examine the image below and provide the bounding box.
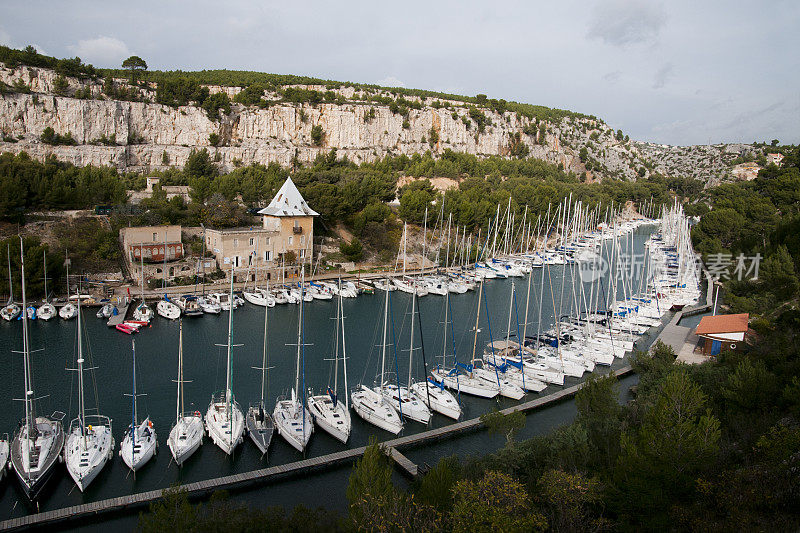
[292,226,303,234]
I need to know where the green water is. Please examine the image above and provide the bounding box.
[0,226,655,522]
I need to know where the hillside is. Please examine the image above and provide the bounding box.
[0,44,765,183]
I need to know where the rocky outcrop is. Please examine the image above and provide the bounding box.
[0,63,758,184]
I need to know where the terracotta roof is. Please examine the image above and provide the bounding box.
[695,313,749,336]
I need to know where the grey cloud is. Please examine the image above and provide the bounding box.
[652,62,673,89]
[602,70,622,82]
[588,0,666,46]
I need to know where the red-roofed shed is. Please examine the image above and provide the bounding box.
[694,313,749,356]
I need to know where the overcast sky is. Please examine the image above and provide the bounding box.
[1,0,797,146]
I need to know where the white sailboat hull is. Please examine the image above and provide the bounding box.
[351,386,403,434]
[273,399,313,452]
[120,418,157,472]
[308,395,351,443]
[65,422,114,492]
[410,381,462,420]
[168,414,204,466]
[205,399,244,455]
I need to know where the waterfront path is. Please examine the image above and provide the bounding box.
[0,363,634,531]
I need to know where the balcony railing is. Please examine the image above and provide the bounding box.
[292,226,303,234]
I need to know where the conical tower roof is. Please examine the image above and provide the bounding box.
[258,177,319,217]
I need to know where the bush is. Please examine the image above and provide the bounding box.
[310,124,324,146]
[339,238,363,262]
[202,92,231,119]
[209,133,220,146]
[40,127,77,146]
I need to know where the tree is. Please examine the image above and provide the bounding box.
[614,369,721,527]
[138,486,196,533]
[310,124,324,146]
[452,471,546,533]
[760,245,798,295]
[538,469,609,533]
[121,55,147,83]
[480,409,525,446]
[575,373,623,471]
[339,238,363,262]
[52,75,69,96]
[208,133,220,147]
[184,148,218,178]
[202,92,231,119]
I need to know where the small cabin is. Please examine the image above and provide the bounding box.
[694,313,749,356]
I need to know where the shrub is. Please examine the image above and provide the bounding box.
[209,133,220,146]
[310,124,324,146]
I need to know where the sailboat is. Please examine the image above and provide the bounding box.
[470,281,524,400]
[379,290,431,424]
[59,253,77,320]
[245,291,275,454]
[1,244,21,321]
[133,250,153,323]
[168,320,204,466]
[409,286,462,420]
[0,435,8,479]
[351,280,404,434]
[273,271,314,452]
[65,295,114,492]
[157,231,181,320]
[205,272,245,455]
[119,340,157,472]
[37,250,56,321]
[10,238,65,500]
[308,279,352,443]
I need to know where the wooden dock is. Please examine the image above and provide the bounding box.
[0,364,634,531]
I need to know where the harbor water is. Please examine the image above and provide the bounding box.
[0,225,655,522]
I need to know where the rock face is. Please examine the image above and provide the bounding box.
[0,63,757,183]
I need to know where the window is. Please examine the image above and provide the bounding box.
[300,249,306,259]
[249,237,255,247]
[265,237,271,246]
[288,236,293,246]
[233,238,239,248]
[153,232,157,241]
[234,256,240,267]
[264,251,271,261]
[300,235,305,245]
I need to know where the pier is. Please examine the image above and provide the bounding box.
[0,364,634,531]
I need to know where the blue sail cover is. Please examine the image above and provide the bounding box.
[427,377,445,390]
[549,339,559,347]
[327,386,337,408]
[455,362,473,373]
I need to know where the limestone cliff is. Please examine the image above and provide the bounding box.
[0,63,752,181]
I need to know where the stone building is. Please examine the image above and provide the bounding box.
[120,224,196,285]
[205,177,317,282]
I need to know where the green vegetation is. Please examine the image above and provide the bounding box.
[121,55,147,83]
[40,127,77,146]
[691,146,800,315]
[0,45,97,78]
[310,124,324,146]
[0,236,65,299]
[0,152,127,220]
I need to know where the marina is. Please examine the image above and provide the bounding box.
[0,205,702,524]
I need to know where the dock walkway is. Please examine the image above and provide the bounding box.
[0,365,634,531]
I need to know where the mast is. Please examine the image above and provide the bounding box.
[402,223,407,278]
[333,280,340,394]
[77,291,86,448]
[43,249,48,303]
[260,279,269,404]
[176,320,184,423]
[421,207,428,275]
[470,276,484,371]
[19,239,36,453]
[225,270,234,417]
[407,290,416,387]
[163,230,168,294]
[339,279,349,409]
[131,339,137,453]
[380,278,389,387]
[7,244,14,304]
